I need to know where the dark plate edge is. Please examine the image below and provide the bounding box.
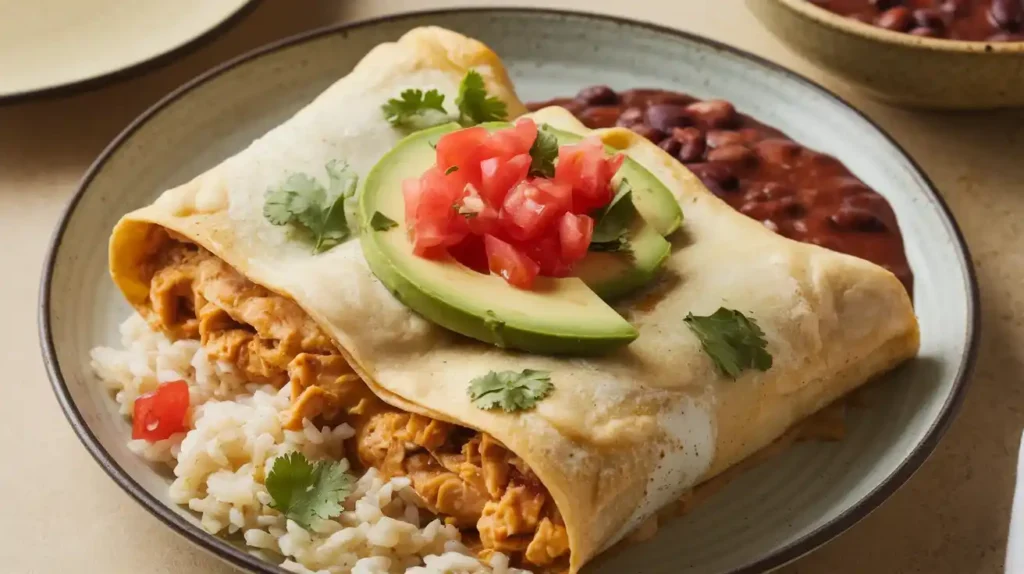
[0,0,261,105]
[36,7,981,574]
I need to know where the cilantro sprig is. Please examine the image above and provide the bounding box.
[455,70,508,126]
[684,308,773,379]
[263,160,359,254]
[265,452,354,529]
[382,70,509,132]
[589,179,636,254]
[381,88,449,131]
[528,125,558,178]
[468,369,553,413]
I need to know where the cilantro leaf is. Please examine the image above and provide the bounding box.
[369,211,398,231]
[589,179,637,253]
[684,308,773,379]
[263,161,359,254]
[528,125,558,178]
[468,369,553,413]
[381,88,450,131]
[456,70,508,126]
[265,451,354,528]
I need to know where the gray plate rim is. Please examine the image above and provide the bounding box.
[37,7,980,574]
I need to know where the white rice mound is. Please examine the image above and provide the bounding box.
[91,314,530,574]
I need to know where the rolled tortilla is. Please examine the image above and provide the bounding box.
[108,27,919,573]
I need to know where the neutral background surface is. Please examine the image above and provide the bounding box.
[2,1,1021,572]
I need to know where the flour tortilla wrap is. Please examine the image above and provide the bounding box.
[108,27,919,573]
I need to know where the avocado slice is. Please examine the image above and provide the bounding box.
[359,122,680,354]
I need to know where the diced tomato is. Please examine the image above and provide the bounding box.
[558,212,594,264]
[448,235,489,273]
[500,178,573,241]
[479,118,538,160]
[555,136,624,214]
[484,234,539,289]
[406,166,468,256]
[132,380,190,442]
[480,153,531,206]
[436,126,488,170]
[518,232,573,277]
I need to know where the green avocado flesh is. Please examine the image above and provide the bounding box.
[359,122,681,354]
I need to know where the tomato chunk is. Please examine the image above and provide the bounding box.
[480,153,531,207]
[406,166,469,256]
[558,212,595,264]
[132,380,190,442]
[500,178,573,241]
[484,234,539,289]
[479,118,538,160]
[555,136,624,214]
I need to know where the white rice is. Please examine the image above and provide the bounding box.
[92,314,530,574]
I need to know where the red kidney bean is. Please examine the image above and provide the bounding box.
[939,0,967,17]
[707,144,756,166]
[909,26,939,37]
[876,7,913,31]
[616,107,644,127]
[689,162,739,193]
[706,130,746,148]
[576,85,619,106]
[829,206,888,232]
[648,92,697,106]
[685,100,737,129]
[913,8,948,30]
[658,137,682,156]
[672,127,706,162]
[754,138,802,166]
[763,182,795,200]
[644,104,691,132]
[631,124,666,143]
[990,0,1023,31]
[778,196,807,218]
[791,219,809,234]
[580,106,623,128]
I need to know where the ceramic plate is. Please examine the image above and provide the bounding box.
[0,0,257,101]
[39,8,978,574]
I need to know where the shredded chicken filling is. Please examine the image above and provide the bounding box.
[138,236,570,570]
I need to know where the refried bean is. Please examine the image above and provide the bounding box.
[527,86,914,293]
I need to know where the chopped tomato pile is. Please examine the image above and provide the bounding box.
[403,118,624,289]
[132,380,190,442]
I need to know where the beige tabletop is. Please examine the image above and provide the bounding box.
[2,0,1022,572]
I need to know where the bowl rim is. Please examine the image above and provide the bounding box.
[768,0,1024,53]
[37,6,980,574]
[0,0,262,105]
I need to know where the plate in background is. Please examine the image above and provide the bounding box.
[39,8,978,574]
[0,0,257,101]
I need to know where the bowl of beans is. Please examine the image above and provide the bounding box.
[748,0,1024,109]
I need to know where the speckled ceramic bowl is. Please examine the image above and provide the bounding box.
[749,0,1024,109]
[40,8,978,574]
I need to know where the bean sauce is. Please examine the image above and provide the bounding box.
[808,0,1024,42]
[527,87,914,293]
